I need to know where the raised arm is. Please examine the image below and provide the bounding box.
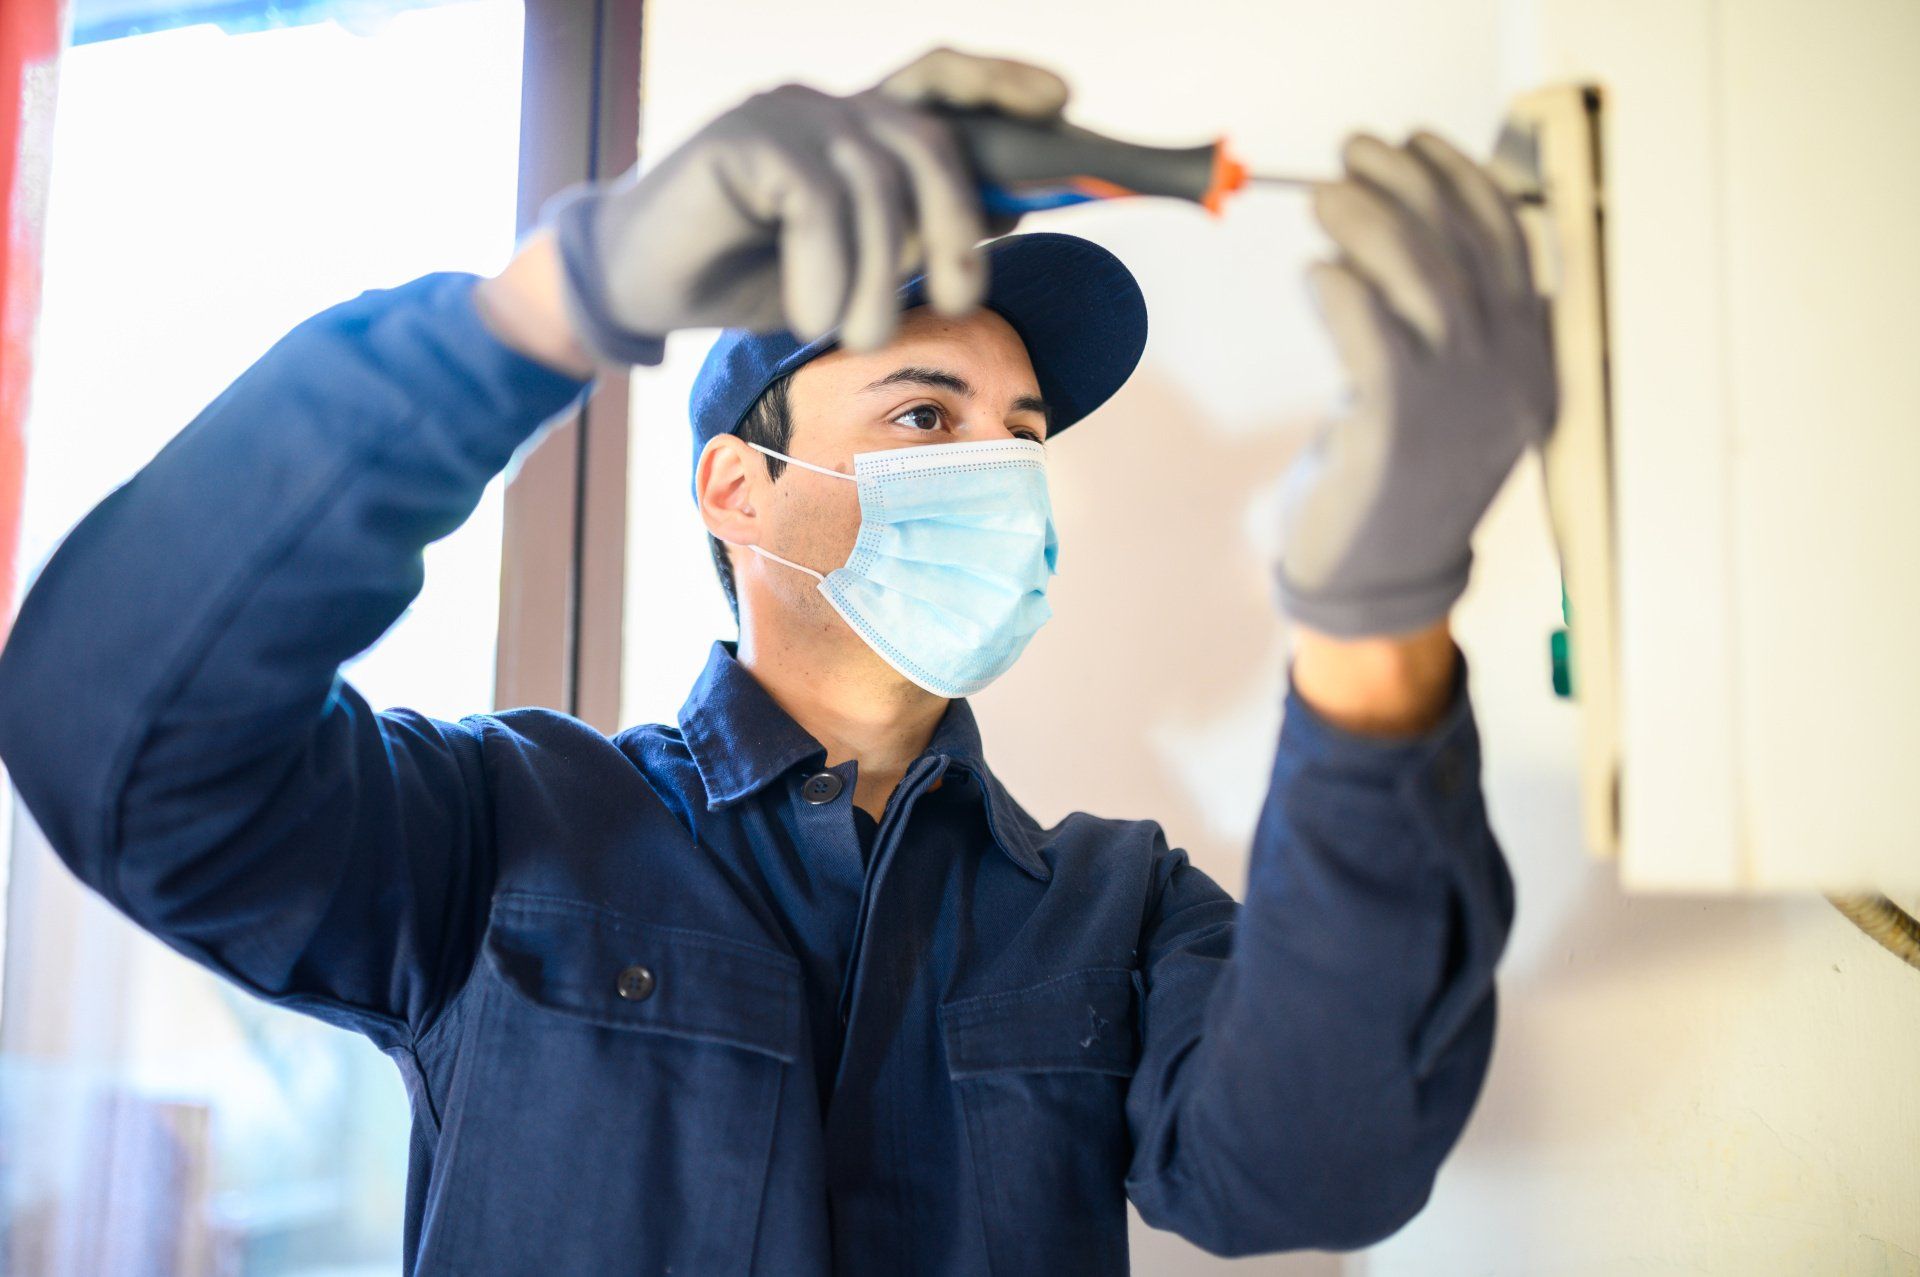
[1122,128,1555,1253]
[0,45,1074,1049]
[1124,631,1511,1252]
[0,269,595,1046]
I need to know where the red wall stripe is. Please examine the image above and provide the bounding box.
[1,0,69,637]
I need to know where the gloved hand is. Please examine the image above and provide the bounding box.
[1275,130,1558,638]
[541,46,1070,368]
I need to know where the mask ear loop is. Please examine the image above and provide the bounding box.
[727,441,855,583]
[746,440,857,483]
[747,543,825,582]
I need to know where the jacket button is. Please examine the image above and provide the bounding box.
[801,771,843,804]
[615,965,656,1001]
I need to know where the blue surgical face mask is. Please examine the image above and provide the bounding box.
[737,436,1058,698]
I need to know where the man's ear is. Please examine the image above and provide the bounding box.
[696,435,761,549]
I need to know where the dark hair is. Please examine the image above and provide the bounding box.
[708,370,797,624]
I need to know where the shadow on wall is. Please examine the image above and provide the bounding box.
[973,360,1324,892]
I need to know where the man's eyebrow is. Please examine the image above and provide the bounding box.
[857,365,1053,429]
[1009,394,1052,428]
[859,365,973,398]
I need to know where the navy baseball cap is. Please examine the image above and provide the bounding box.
[686,230,1148,497]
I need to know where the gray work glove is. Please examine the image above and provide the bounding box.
[541,46,1070,368]
[1275,130,1558,637]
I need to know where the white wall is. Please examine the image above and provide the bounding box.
[618,2,1920,1272]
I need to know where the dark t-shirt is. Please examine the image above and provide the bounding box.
[851,803,879,868]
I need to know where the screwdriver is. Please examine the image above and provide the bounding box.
[929,102,1545,217]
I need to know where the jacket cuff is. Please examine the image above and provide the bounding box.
[404,271,598,450]
[1277,642,1514,1078]
[544,183,671,368]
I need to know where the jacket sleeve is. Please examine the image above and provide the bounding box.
[1123,643,1513,1255]
[0,271,594,1048]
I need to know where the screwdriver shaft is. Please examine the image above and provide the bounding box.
[1247,170,1546,204]
[1246,172,1322,189]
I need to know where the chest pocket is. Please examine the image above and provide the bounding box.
[419,892,801,1277]
[941,967,1140,1276]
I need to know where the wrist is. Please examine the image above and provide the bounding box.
[473,226,600,381]
[1290,616,1458,738]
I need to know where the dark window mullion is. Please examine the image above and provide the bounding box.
[495,0,639,729]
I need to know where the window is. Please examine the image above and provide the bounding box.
[0,1,541,1269]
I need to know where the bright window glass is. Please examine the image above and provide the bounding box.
[1,2,525,1271]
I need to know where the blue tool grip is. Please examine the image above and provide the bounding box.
[978,182,1107,216]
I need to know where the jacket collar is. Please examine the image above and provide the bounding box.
[677,640,1051,881]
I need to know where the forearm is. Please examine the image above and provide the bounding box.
[474,227,601,380]
[1290,615,1457,738]
[0,271,590,884]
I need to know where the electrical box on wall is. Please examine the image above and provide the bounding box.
[1504,0,1920,894]
[1490,84,1618,863]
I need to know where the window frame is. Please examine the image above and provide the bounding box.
[494,0,642,732]
[0,4,628,1263]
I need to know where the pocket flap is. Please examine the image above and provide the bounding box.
[482,893,802,1063]
[941,967,1139,1078]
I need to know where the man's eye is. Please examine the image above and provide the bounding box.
[892,404,945,432]
[1013,428,1043,443]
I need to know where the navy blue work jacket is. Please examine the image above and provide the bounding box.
[0,271,1514,1275]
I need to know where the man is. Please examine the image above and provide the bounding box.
[0,45,1548,1276]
